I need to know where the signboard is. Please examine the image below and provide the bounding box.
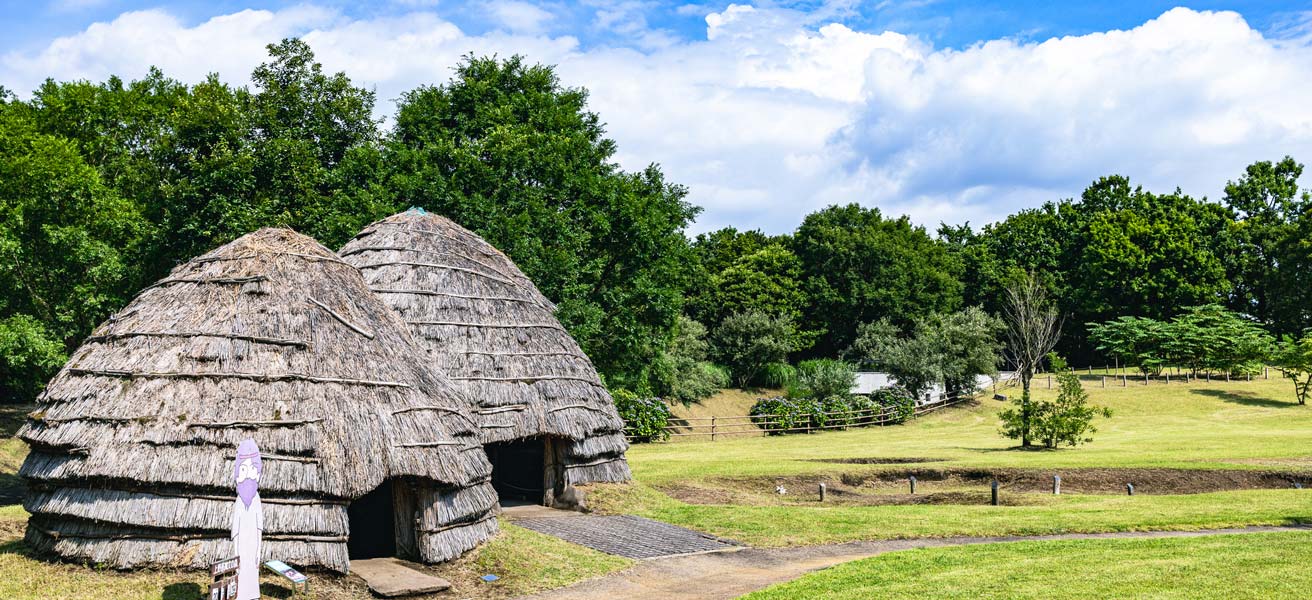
[265,559,309,586]
[209,556,239,600]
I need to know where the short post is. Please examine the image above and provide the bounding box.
[1126,483,1134,496]
[1226,372,1231,382]
[909,476,917,495]
[1165,373,1170,385]
[819,482,826,502]
[1047,375,1052,389]
[1053,475,1061,495]
[711,416,717,442]
[991,479,999,506]
[1145,373,1149,386]
[1122,375,1127,387]
[1265,366,1269,380]
[1207,372,1211,383]
[1101,376,1106,388]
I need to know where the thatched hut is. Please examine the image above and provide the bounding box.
[18,228,498,572]
[340,211,631,506]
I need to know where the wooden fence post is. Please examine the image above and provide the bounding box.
[1047,375,1052,389]
[711,416,717,442]
[1101,376,1106,388]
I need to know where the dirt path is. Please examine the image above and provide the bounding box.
[517,526,1308,600]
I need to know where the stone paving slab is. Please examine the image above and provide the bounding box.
[350,557,452,598]
[514,515,741,559]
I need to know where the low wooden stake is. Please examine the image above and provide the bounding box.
[991,479,999,506]
[1053,475,1061,495]
[819,483,826,502]
[909,476,917,495]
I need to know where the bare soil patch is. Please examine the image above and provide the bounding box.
[812,457,947,465]
[660,467,1312,507]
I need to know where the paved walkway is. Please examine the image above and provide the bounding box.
[517,526,1309,600]
[515,514,740,559]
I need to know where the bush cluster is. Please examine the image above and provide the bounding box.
[751,389,917,434]
[872,386,917,424]
[612,389,672,442]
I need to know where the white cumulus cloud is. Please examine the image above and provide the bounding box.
[2,4,1311,234]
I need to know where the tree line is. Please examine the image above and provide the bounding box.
[2,41,1311,404]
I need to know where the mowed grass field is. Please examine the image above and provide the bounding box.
[589,374,1312,548]
[743,530,1312,599]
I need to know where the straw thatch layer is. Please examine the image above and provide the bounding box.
[18,228,499,571]
[340,212,631,489]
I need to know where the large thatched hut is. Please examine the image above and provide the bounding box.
[340,211,631,506]
[18,228,498,571]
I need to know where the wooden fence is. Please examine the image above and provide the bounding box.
[1033,365,1275,390]
[633,396,968,442]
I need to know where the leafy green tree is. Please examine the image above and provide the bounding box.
[1223,157,1312,335]
[650,316,729,406]
[386,55,698,388]
[0,315,67,401]
[1088,316,1170,374]
[794,204,962,357]
[1272,333,1312,406]
[0,106,148,400]
[1072,178,1231,330]
[786,359,857,401]
[711,310,798,388]
[1006,354,1111,449]
[851,307,1002,399]
[1090,306,1273,376]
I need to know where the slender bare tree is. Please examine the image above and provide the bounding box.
[1001,272,1062,447]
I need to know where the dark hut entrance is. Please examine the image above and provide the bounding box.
[348,480,419,560]
[486,438,547,503]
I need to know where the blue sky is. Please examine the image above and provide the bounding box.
[3,1,1312,233]
[3,1,1307,52]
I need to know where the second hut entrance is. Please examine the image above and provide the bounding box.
[485,437,550,503]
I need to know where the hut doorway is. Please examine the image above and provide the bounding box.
[348,480,420,560]
[485,438,546,503]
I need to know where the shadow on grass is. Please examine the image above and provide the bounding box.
[0,539,26,555]
[0,473,25,505]
[162,583,203,600]
[1191,388,1293,409]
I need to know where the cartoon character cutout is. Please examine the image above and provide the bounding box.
[231,439,263,600]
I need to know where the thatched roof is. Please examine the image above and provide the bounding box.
[340,211,631,485]
[18,228,498,571]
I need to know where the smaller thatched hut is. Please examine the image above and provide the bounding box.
[19,228,498,571]
[340,211,631,506]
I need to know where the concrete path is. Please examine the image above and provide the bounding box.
[517,526,1308,600]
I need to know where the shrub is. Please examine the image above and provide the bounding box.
[612,389,671,442]
[787,359,857,401]
[848,394,879,425]
[749,396,804,435]
[760,362,797,389]
[1001,354,1111,448]
[872,386,916,424]
[711,310,799,388]
[650,316,728,406]
[817,394,853,428]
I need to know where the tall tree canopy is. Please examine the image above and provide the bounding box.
[385,54,699,390]
[793,204,962,357]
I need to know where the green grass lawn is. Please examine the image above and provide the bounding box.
[586,375,1312,546]
[742,530,1312,599]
